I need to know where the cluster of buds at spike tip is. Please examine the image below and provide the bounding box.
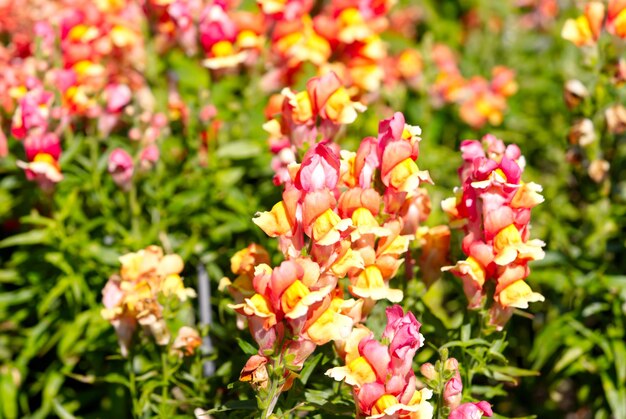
[429,45,517,129]
[561,1,626,46]
[326,305,434,418]
[101,245,198,357]
[420,355,493,419]
[441,135,545,329]
[264,71,366,185]
[222,107,434,412]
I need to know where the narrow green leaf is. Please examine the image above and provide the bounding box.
[216,141,262,160]
[0,369,18,419]
[612,339,626,386]
[236,338,258,356]
[299,352,323,385]
[52,398,76,419]
[0,229,51,248]
[601,372,626,419]
[101,373,130,387]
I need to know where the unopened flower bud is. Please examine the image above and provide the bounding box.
[420,362,438,380]
[443,376,463,409]
[139,144,160,170]
[444,357,460,373]
[108,148,134,191]
[129,127,142,141]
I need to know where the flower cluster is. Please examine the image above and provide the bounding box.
[222,106,434,410]
[0,0,170,189]
[326,305,433,418]
[101,245,199,357]
[430,45,518,129]
[0,0,517,194]
[442,135,545,328]
[561,1,626,47]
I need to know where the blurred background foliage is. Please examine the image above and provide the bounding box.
[1,0,625,418]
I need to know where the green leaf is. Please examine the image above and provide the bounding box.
[38,277,73,316]
[304,388,335,406]
[101,373,130,387]
[202,399,257,414]
[0,288,36,306]
[299,352,323,385]
[235,338,258,356]
[601,372,626,419]
[216,141,263,160]
[440,338,490,350]
[0,368,18,419]
[490,366,540,378]
[612,339,626,385]
[52,398,76,419]
[461,323,471,342]
[0,269,19,283]
[553,347,586,373]
[0,229,51,248]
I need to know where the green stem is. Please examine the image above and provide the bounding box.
[128,351,139,419]
[161,350,169,416]
[258,351,287,419]
[435,349,448,419]
[89,137,100,191]
[129,180,140,240]
[260,375,281,419]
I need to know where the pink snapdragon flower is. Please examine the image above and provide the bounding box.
[139,144,160,170]
[326,305,433,418]
[295,141,341,192]
[11,89,53,139]
[108,148,134,191]
[17,132,63,191]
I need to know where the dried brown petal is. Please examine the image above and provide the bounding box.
[568,118,596,146]
[239,355,269,390]
[605,104,626,134]
[588,159,610,183]
[564,80,589,110]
